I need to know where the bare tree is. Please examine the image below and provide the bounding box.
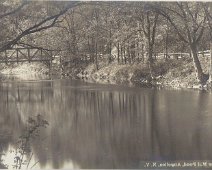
[202,2,212,81]
[134,3,159,79]
[153,2,208,84]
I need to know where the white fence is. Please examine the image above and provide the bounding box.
[156,50,210,60]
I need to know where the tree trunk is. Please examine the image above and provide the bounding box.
[91,37,95,63]
[121,46,123,64]
[148,46,154,79]
[87,36,91,63]
[137,41,140,62]
[117,43,120,64]
[108,29,112,64]
[141,44,144,62]
[210,42,212,82]
[131,46,136,63]
[190,43,205,84]
[165,30,168,60]
[124,45,127,64]
[95,41,98,70]
[127,45,131,64]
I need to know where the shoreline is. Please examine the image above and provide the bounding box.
[0,63,50,81]
[0,61,211,91]
[62,59,212,91]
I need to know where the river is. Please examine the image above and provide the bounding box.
[0,79,212,169]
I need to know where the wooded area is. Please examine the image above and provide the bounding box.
[0,0,211,85]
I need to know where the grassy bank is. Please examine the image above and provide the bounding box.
[62,57,212,90]
[0,63,49,80]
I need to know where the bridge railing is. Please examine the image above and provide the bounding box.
[0,48,53,63]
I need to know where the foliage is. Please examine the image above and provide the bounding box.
[0,1,211,84]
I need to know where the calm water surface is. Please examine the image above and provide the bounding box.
[0,79,212,169]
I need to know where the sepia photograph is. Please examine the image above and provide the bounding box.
[0,0,212,169]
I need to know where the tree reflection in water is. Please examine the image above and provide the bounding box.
[0,115,48,169]
[1,80,212,169]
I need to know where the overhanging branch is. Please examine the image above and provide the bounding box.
[0,1,80,52]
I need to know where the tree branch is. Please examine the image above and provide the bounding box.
[196,22,205,43]
[150,4,189,43]
[0,1,80,52]
[17,42,62,51]
[0,1,28,19]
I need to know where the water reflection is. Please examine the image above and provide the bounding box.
[0,80,212,169]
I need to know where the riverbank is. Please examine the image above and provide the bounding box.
[0,59,211,90]
[62,58,212,90]
[0,63,50,80]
